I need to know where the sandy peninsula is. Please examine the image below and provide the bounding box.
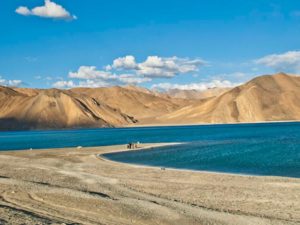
[0,143,299,225]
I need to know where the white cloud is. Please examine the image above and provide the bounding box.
[16,6,31,16]
[68,66,152,85]
[119,74,152,84]
[53,80,75,88]
[255,51,300,72]
[56,65,152,88]
[16,0,76,21]
[69,66,117,80]
[8,80,23,87]
[77,80,109,88]
[112,55,137,70]
[54,55,206,88]
[152,80,240,91]
[138,56,205,77]
[0,76,23,87]
[53,79,110,89]
[107,55,206,78]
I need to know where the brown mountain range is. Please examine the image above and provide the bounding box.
[0,73,299,130]
[0,87,137,130]
[71,86,190,120]
[166,87,230,100]
[152,73,300,124]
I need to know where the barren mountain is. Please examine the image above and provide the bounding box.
[0,87,136,130]
[166,88,231,99]
[152,73,300,124]
[72,86,189,120]
[1,73,300,130]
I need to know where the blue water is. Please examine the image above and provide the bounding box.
[1,122,300,178]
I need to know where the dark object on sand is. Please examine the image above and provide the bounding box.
[127,142,139,149]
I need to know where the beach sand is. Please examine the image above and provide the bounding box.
[0,143,299,225]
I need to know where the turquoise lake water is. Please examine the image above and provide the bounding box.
[0,122,300,178]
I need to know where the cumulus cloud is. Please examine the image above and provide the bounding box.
[139,56,205,77]
[255,51,300,72]
[111,55,138,70]
[107,55,206,78]
[69,66,152,84]
[54,65,153,88]
[0,76,23,87]
[69,66,117,80]
[118,74,152,84]
[77,80,109,88]
[16,6,31,16]
[152,80,240,91]
[16,0,76,20]
[53,55,206,88]
[52,80,76,89]
[7,80,23,87]
[53,80,110,89]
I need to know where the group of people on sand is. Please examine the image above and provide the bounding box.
[127,142,139,149]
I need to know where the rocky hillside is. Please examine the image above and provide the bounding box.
[0,87,137,130]
[153,73,300,124]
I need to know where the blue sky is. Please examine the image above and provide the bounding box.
[1,0,300,90]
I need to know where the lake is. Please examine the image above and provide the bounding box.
[1,122,300,178]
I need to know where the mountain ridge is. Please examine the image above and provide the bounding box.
[149,73,300,124]
[1,73,300,130]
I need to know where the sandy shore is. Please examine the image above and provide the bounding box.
[0,143,299,225]
[127,120,300,128]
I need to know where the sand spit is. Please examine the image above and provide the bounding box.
[0,143,299,225]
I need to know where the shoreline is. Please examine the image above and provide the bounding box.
[0,143,299,224]
[126,119,300,128]
[0,120,300,133]
[98,143,299,180]
[2,141,299,180]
